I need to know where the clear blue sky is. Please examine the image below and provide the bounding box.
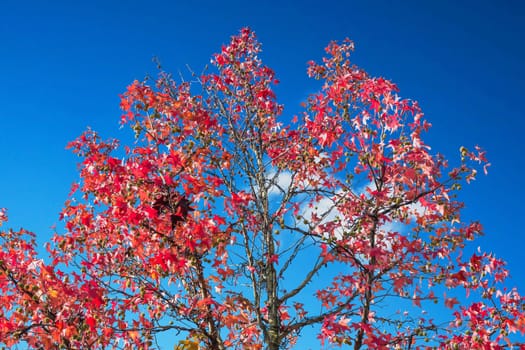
[1,0,524,337]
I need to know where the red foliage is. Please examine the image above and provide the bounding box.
[0,29,523,349]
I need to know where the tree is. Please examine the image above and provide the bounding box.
[0,28,524,349]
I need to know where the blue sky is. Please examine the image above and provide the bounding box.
[1,0,525,345]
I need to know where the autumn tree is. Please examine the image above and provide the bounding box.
[1,28,524,349]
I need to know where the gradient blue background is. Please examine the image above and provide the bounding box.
[1,0,524,347]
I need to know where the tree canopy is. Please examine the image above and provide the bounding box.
[0,28,523,349]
